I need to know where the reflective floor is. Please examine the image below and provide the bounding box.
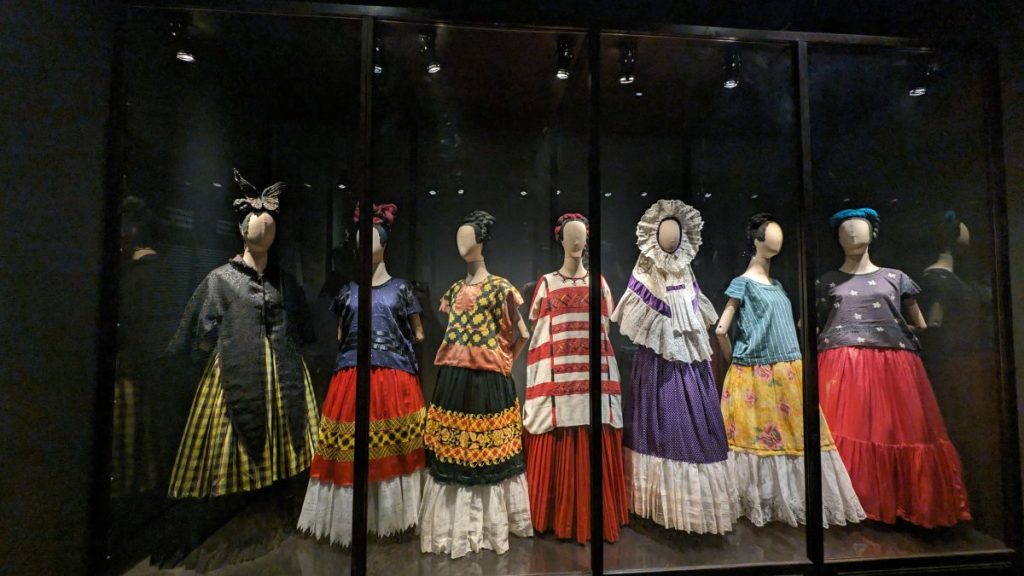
[122,497,1008,575]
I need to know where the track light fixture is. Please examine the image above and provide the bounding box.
[373,38,384,75]
[420,30,441,74]
[556,37,573,80]
[170,18,195,63]
[909,60,939,97]
[723,52,741,89]
[618,42,637,85]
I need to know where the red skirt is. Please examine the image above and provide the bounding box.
[308,367,426,486]
[523,425,629,543]
[818,347,971,527]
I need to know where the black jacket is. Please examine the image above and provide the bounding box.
[169,257,315,462]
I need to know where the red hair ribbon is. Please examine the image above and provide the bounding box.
[554,212,589,241]
[353,202,398,226]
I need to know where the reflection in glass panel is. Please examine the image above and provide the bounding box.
[600,35,828,571]
[366,22,592,575]
[110,9,359,573]
[810,47,1008,560]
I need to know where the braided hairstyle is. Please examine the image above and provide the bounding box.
[461,210,496,243]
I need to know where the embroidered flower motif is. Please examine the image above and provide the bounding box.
[727,421,737,441]
[876,327,885,332]
[888,272,897,278]
[722,387,731,400]
[872,302,882,308]
[779,401,792,417]
[868,280,877,285]
[850,290,859,296]
[854,313,862,320]
[829,282,836,289]
[834,302,841,308]
[856,337,866,343]
[899,342,906,348]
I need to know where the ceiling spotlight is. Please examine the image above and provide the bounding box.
[170,19,196,64]
[373,38,385,75]
[457,188,465,195]
[640,191,648,197]
[212,182,222,188]
[634,90,644,97]
[556,37,574,80]
[604,192,613,197]
[723,52,741,89]
[337,184,346,189]
[909,60,939,97]
[420,30,441,75]
[618,42,637,85]
[520,190,528,197]
[428,189,437,196]
[556,189,562,195]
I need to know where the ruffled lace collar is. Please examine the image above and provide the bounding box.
[635,199,703,275]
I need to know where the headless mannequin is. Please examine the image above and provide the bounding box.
[343,226,425,343]
[557,220,588,279]
[836,217,927,331]
[456,223,530,359]
[715,221,783,364]
[922,222,970,327]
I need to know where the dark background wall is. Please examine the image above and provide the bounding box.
[1,1,1021,574]
[1,1,116,574]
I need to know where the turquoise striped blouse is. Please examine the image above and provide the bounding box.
[725,276,802,366]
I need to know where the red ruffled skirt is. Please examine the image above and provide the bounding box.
[308,367,426,485]
[818,347,971,527]
[523,425,629,543]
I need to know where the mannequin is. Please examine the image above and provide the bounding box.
[421,210,533,558]
[816,207,970,527]
[716,213,864,527]
[298,203,427,546]
[611,199,736,534]
[167,170,318,499]
[921,213,972,328]
[522,214,628,543]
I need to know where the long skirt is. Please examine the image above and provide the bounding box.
[420,366,532,558]
[523,425,629,543]
[818,346,971,527]
[168,340,319,499]
[721,359,865,527]
[297,366,426,546]
[627,346,736,534]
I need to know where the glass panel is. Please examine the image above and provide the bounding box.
[366,22,591,575]
[600,35,813,571]
[110,8,359,573]
[809,46,1011,561]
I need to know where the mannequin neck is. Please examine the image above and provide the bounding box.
[242,246,269,275]
[371,260,391,286]
[839,249,878,275]
[465,258,489,284]
[558,254,586,278]
[926,251,955,273]
[743,254,772,282]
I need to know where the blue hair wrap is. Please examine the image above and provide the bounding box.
[829,207,880,228]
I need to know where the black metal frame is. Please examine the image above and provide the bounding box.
[93,2,1022,575]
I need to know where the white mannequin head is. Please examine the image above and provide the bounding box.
[240,211,277,253]
[457,210,495,262]
[560,220,587,257]
[657,218,682,253]
[356,225,386,266]
[837,217,875,256]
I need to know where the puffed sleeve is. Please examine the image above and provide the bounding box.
[899,270,922,299]
[724,276,747,303]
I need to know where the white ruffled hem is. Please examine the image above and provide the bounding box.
[613,290,713,363]
[418,474,533,559]
[727,450,866,528]
[297,470,423,547]
[627,449,737,534]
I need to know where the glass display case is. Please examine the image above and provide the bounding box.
[102,4,1020,575]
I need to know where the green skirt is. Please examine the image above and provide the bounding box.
[424,366,525,486]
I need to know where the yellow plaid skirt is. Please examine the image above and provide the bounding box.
[168,339,319,498]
